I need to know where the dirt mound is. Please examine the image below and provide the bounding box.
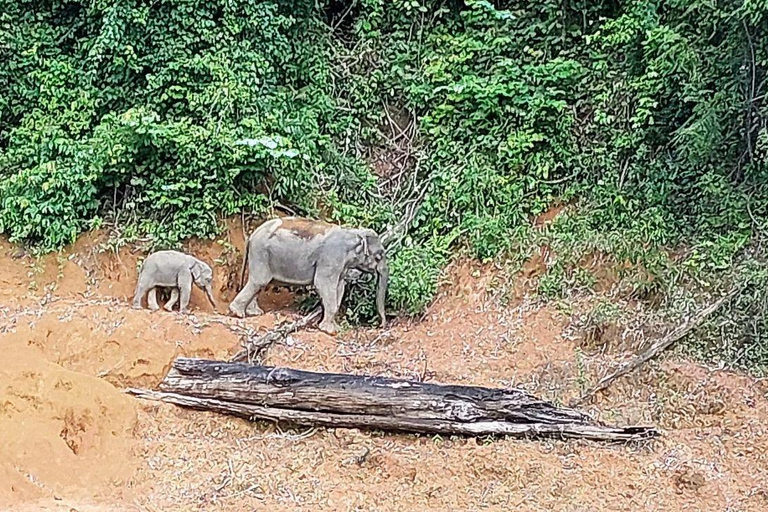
[0,221,263,508]
[2,301,240,389]
[0,342,136,507]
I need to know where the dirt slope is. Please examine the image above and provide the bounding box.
[0,221,767,511]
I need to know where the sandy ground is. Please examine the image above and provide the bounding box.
[1,219,767,511]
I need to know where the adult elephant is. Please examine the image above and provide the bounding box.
[228,217,388,334]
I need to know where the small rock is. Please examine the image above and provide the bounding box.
[673,468,705,493]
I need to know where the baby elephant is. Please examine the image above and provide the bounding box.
[132,250,216,314]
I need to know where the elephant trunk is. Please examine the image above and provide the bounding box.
[204,284,217,309]
[375,260,388,327]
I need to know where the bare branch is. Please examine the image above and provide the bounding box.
[572,287,741,406]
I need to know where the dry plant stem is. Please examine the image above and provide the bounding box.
[379,177,430,249]
[573,288,741,406]
[230,307,322,363]
[127,388,656,442]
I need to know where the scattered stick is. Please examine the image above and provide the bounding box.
[572,287,741,406]
[230,307,322,363]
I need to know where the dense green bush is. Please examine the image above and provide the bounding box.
[1,1,767,362]
[0,0,391,247]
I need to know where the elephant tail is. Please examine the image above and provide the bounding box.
[238,238,250,290]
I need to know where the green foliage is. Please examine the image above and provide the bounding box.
[0,0,392,251]
[388,241,448,315]
[678,256,768,376]
[1,0,767,368]
[344,240,448,324]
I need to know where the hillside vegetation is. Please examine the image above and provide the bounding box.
[1,1,767,369]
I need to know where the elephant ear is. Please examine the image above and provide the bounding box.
[190,260,202,281]
[361,229,384,259]
[364,230,381,249]
[354,232,370,257]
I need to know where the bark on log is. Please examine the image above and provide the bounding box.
[134,357,658,442]
[128,388,656,442]
[161,357,586,423]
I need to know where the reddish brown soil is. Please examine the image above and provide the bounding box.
[0,222,767,511]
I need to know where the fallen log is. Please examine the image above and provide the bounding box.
[161,357,586,423]
[127,357,657,442]
[128,388,655,442]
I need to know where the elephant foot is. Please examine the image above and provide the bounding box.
[228,304,246,318]
[131,303,143,310]
[163,304,174,312]
[149,304,160,312]
[179,308,190,315]
[318,321,339,336]
[245,304,264,316]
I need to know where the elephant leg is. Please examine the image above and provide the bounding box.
[178,271,193,314]
[315,272,340,335]
[230,278,268,317]
[229,265,270,318]
[164,288,179,311]
[336,279,346,309]
[147,287,160,311]
[131,274,152,309]
[245,294,263,316]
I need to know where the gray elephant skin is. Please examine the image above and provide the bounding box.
[228,217,388,334]
[132,250,216,313]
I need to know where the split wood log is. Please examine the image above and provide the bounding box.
[162,357,585,423]
[128,388,656,442]
[572,287,740,406]
[129,357,658,442]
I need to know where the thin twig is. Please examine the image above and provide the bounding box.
[617,158,629,190]
[380,176,431,249]
[382,102,414,144]
[542,172,578,186]
[740,19,758,169]
[331,0,357,31]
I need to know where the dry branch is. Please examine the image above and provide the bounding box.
[128,357,658,442]
[379,176,431,250]
[230,308,322,363]
[573,288,740,406]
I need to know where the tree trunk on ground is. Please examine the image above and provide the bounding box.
[128,357,657,442]
[128,388,655,441]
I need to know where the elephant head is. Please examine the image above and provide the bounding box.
[190,258,217,308]
[353,229,388,326]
